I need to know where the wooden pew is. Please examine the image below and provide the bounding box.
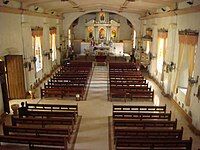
[41,88,64,98]
[114,127,183,140]
[26,111,77,122]
[113,119,177,130]
[113,111,171,121]
[115,137,192,150]
[0,135,68,150]
[41,86,85,99]
[3,123,72,143]
[11,116,75,129]
[110,87,154,101]
[26,103,78,115]
[113,105,167,113]
[127,90,154,101]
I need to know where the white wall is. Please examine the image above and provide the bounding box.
[0,12,62,94]
[145,12,200,130]
[0,13,23,56]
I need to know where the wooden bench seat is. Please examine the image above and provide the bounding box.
[113,119,177,129]
[41,86,85,99]
[41,88,64,98]
[113,112,171,121]
[127,90,154,101]
[0,135,68,150]
[3,123,72,142]
[26,103,78,115]
[113,105,166,113]
[11,116,75,129]
[115,137,192,150]
[26,111,77,122]
[114,128,183,140]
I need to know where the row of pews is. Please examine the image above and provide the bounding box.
[41,61,93,100]
[0,102,80,149]
[112,104,193,150]
[108,62,154,101]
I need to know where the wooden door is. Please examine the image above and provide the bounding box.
[5,55,26,99]
[0,61,10,113]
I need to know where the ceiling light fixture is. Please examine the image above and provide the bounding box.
[3,0,9,4]
[161,8,166,12]
[187,0,193,5]
[34,6,39,11]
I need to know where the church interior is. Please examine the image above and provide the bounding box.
[0,0,200,149]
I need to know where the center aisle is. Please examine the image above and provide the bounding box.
[75,65,111,150]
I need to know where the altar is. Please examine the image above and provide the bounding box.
[81,42,123,55]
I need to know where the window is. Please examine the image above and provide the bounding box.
[157,38,165,73]
[32,27,43,72]
[68,29,71,47]
[133,30,136,48]
[50,27,57,61]
[33,36,43,72]
[50,33,56,61]
[146,41,150,54]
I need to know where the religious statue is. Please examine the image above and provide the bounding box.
[90,37,95,47]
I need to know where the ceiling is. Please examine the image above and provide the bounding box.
[17,0,186,15]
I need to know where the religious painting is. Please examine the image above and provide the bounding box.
[99,28,105,39]
[88,26,94,38]
[111,27,117,38]
[99,12,105,22]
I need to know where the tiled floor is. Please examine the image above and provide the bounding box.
[6,65,200,150]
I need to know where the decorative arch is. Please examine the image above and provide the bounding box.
[63,10,141,35]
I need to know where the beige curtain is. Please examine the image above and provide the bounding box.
[32,27,43,37]
[185,44,195,106]
[173,43,185,93]
[50,27,57,35]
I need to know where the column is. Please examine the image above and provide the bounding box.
[21,22,32,91]
[43,22,51,74]
[168,23,178,95]
[149,23,158,78]
[56,23,61,65]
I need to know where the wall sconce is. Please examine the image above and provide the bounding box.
[195,85,200,100]
[31,56,37,63]
[43,51,51,60]
[149,52,156,60]
[188,76,199,85]
[166,62,176,72]
[23,62,32,71]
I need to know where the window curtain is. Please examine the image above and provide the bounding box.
[31,27,43,73]
[50,27,57,61]
[157,29,168,81]
[180,32,198,106]
[173,43,185,93]
[173,30,198,106]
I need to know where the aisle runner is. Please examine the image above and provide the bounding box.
[74,65,110,150]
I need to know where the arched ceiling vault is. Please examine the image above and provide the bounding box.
[17,0,185,15]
